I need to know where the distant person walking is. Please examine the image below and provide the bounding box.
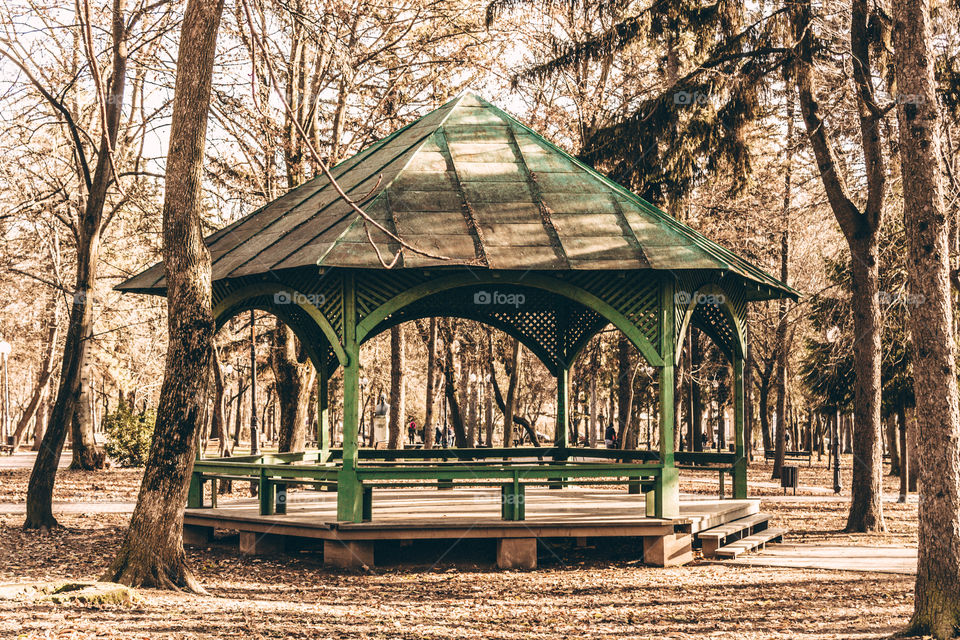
[605,423,617,449]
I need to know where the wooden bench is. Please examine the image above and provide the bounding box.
[764,450,812,465]
[697,513,770,558]
[0,444,14,455]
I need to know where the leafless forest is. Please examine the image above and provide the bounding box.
[1,0,959,637]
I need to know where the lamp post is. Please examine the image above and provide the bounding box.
[0,340,10,445]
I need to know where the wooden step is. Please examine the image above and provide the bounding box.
[715,528,786,559]
[697,513,769,558]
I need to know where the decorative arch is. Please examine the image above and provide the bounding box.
[214,296,329,373]
[360,308,561,375]
[355,272,664,368]
[675,282,746,364]
[213,281,346,366]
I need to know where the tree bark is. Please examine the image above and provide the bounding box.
[616,334,632,446]
[103,0,224,591]
[503,338,521,448]
[274,322,309,453]
[387,325,405,449]
[691,329,704,452]
[886,415,900,476]
[70,354,105,470]
[25,0,129,530]
[893,0,960,632]
[791,0,885,532]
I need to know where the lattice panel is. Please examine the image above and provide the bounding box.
[354,270,430,323]
[673,272,747,358]
[561,307,606,361]
[214,293,329,371]
[692,300,737,357]
[567,271,660,349]
[362,285,584,371]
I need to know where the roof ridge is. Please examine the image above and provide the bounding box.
[316,94,470,268]
[477,96,795,295]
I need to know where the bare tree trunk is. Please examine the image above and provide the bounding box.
[274,322,309,453]
[488,340,538,445]
[484,377,493,446]
[103,0,223,590]
[616,335,632,446]
[12,298,59,450]
[31,389,49,451]
[588,370,597,447]
[886,415,900,476]
[503,339,521,448]
[774,84,794,479]
[440,323,467,448]
[70,354,105,470]
[898,407,908,504]
[893,0,960,631]
[416,318,438,448]
[387,325,405,449]
[845,235,885,531]
[24,0,129,530]
[792,0,885,532]
[691,329,704,452]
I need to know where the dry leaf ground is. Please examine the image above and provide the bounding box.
[0,455,918,639]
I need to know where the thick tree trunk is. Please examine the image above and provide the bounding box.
[792,0,885,533]
[387,325,405,449]
[274,322,309,453]
[24,0,129,530]
[845,235,885,532]
[103,0,223,591]
[893,0,960,632]
[70,354,105,470]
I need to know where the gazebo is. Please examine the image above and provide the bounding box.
[119,94,795,566]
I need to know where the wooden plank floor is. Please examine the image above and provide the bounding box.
[185,488,758,541]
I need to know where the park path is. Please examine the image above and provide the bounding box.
[0,501,136,514]
[723,543,917,574]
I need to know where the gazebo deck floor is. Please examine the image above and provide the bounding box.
[184,488,759,569]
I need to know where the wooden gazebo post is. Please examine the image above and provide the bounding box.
[658,277,679,518]
[733,355,747,499]
[338,273,364,522]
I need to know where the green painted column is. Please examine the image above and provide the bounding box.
[337,272,364,522]
[733,355,748,499]
[657,277,679,518]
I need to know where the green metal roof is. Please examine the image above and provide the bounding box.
[118,94,796,299]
